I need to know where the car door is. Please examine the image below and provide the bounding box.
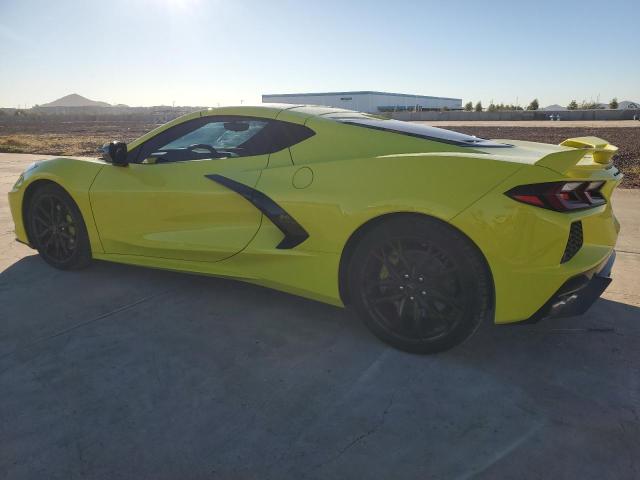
[89,116,274,263]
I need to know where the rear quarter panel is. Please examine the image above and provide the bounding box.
[280,116,525,253]
[236,143,523,306]
[258,154,524,254]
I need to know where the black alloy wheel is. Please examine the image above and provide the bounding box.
[28,184,92,270]
[349,216,492,354]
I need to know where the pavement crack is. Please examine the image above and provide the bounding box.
[616,249,640,256]
[546,327,615,334]
[310,392,396,475]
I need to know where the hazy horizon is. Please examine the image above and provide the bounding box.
[1,0,639,109]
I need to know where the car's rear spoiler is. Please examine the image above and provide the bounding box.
[536,136,618,174]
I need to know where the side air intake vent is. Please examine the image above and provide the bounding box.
[561,221,583,264]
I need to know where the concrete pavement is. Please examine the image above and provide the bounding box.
[1,153,639,479]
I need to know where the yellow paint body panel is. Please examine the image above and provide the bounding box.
[7,106,622,324]
[90,155,268,262]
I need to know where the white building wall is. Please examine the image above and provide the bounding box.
[262,92,461,113]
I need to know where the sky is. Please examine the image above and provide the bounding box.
[1,0,638,108]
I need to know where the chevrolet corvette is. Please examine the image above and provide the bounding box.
[8,105,622,353]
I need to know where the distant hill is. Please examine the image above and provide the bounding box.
[40,93,111,108]
[543,104,566,111]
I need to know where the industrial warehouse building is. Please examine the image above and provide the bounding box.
[262,91,462,113]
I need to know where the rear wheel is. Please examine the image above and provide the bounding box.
[348,216,491,354]
[27,183,92,270]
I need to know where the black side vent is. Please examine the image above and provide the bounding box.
[561,221,583,264]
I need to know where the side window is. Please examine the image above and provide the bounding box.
[159,120,268,151]
[134,116,315,164]
[253,121,315,153]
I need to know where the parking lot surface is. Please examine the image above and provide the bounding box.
[1,153,639,479]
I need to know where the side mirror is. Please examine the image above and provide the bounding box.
[100,141,128,166]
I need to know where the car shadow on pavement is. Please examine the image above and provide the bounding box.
[2,255,637,358]
[0,255,358,360]
[2,256,640,479]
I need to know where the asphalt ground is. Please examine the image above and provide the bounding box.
[1,153,639,479]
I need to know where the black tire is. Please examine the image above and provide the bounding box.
[27,183,92,270]
[348,215,492,354]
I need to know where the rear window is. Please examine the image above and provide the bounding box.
[332,115,511,148]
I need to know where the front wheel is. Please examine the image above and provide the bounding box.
[27,183,92,270]
[348,216,492,354]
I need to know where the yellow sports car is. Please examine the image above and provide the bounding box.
[8,105,622,353]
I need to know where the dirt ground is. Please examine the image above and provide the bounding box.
[0,120,157,157]
[0,120,638,188]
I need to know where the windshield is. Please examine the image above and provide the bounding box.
[330,115,512,148]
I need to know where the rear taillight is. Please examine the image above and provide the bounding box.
[505,181,605,212]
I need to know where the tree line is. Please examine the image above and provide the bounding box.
[463,98,621,112]
[463,99,538,112]
[566,98,619,110]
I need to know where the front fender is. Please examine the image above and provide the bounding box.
[8,157,106,253]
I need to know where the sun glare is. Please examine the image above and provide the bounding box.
[162,0,201,11]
